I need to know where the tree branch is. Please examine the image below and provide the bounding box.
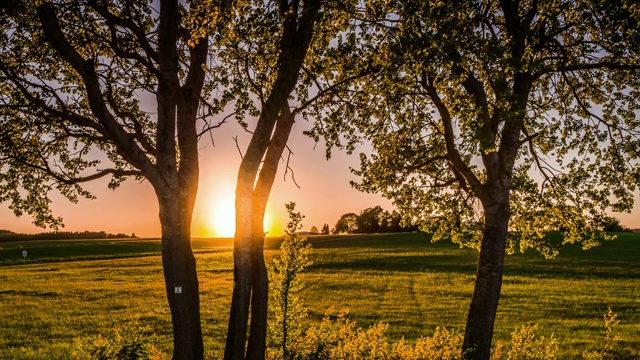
[422,74,485,198]
[36,3,159,184]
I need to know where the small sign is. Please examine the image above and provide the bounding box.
[174,286,182,294]
[22,250,27,261]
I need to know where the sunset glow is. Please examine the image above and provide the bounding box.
[209,197,236,238]
[207,193,278,238]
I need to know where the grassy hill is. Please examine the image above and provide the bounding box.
[0,232,638,359]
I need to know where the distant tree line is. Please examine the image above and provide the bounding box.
[318,212,631,235]
[331,206,418,234]
[594,216,632,233]
[0,229,137,242]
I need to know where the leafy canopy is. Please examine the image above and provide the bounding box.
[0,0,228,227]
[308,0,640,257]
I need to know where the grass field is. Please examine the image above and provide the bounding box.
[1,232,639,359]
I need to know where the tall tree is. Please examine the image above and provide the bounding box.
[356,205,384,233]
[0,1,231,358]
[334,212,359,234]
[215,0,364,358]
[308,0,640,358]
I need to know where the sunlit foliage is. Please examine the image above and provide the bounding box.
[307,0,640,256]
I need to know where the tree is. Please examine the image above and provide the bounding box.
[0,1,231,358]
[380,210,405,233]
[334,213,359,234]
[595,216,627,232]
[356,206,384,233]
[310,226,319,234]
[215,1,363,358]
[321,223,330,234]
[309,1,640,358]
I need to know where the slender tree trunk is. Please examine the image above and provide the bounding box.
[158,194,204,360]
[245,231,268,360]
[225,251,252,360]
[462,198,510,360]
[225,182,254,360]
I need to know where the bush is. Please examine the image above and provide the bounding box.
[269,308,564,360]
[268,202,312,360]
[582,308,622,360]
[284,309,461,360]
[505,325,558,360]
[73,322,162,360]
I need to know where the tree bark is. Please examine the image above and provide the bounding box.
[224,182,254,360]
[224,1,320,356]
[34,2,208,358]
[158,193,204,360]
[462,198,510,360]
[246,231,268,360]
[245,107,295,360]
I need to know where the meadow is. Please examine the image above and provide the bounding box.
[0,232,639,359]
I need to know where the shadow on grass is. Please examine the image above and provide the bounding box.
[310,251,640,281]
[309,254,477,274]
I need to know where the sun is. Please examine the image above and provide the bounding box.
[263,211,273,236]
[208,196,276,238]
[209,197,235,238]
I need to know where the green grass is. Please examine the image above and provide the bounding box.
[0,233,639,359]
[0,238,234,265]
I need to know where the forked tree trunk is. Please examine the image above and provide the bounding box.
[224,253,253,360]
[158,195,204,360]
[224,1,320,355]
[245,106,295,360]
[462,198,510,360]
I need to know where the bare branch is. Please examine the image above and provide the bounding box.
[293,65,381,115]
[233,136,244,160]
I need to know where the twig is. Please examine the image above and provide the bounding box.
[283,147,301,188]
[233,136,244,160]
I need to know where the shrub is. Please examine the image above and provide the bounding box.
[582,308,622,360]
[506,325,558,360]
[73,322,162,360]
[268,202,312,360]
[394,327,462,360]
[286,309,461,360]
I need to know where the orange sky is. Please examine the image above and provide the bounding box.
[0,120,391,238]
[0,119,638,237]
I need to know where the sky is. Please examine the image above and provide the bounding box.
[1,116,639,237]
[0,118,392,238]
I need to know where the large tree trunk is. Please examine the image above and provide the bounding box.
[158,195,204,360]
[462,198,510,360]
